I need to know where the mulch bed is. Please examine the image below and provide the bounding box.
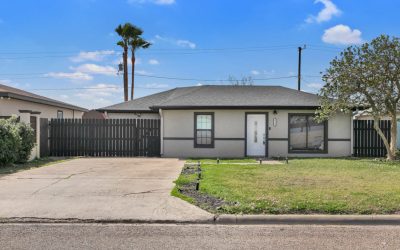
[177,164,234,212]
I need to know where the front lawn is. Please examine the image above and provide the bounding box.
[0,157,71,175]
[172,158,400,214]
[186,158,258,164]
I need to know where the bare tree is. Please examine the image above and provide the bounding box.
[228,75,254,86]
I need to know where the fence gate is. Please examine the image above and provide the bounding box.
[40,118,49,157]
[353,120,391,157]
[49,119,160,157]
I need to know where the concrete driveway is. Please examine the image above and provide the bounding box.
[0,158,212,222]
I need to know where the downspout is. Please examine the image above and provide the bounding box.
[159,109,164,156]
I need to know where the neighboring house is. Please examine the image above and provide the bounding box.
[0,83,87,159]
[98,85,352,158]
[83,110,107,119]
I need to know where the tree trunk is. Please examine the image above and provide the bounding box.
[389,113,398,160]
[373,117,393,160]
[123,46,128,102]
[131,52,135,100]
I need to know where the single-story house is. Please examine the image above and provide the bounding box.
[0,83,87,159]
[98,85,352,158]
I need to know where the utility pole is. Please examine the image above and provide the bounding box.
[298,45,306,91]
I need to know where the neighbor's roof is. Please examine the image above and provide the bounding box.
[0,84,88,112]
[98,85,321,112]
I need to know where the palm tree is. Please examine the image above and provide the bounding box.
[126,25,151,100]
[115,23,130,102]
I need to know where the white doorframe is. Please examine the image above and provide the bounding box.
[245,113,268,157]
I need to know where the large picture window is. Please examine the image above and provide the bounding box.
[289,114,326,153]
[194,112,214,148]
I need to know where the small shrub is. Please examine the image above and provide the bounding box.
[0,117,35,166]
[16,121,35,163]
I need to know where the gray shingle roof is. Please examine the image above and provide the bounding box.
[98,85,321,112]
[0,84,87,112]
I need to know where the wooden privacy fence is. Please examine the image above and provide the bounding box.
[40,118,49,157]
[353,120,391,157]
[49,119,160,157]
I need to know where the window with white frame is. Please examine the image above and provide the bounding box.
[194,113,214,148]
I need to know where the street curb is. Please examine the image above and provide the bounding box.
[214,214,400,225]
[0,217,215,224]
[2,215,400,225]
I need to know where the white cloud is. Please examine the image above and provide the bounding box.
[251,70,260,76]
[176,40,196,49]
[127,0,175,5]
[148,59,160,65]
[136,70,152,75]
[306,83,324,89]
[45,72,93,81]
[0,79,12,85]
[155,35,196,49]
[322,24,363,45]
[75,84,122,106]
[263,69,276,76]
[251,69,275,76]
[60,94,69,99]
[72,64,117,76]
[306,0,341,24]
[144,83,169,89]
[45,64,117,82]
[70,50,115,63]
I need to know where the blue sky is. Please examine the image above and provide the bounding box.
[0,0,399,109]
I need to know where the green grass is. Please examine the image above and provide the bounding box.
[0,157,72,175]
[171,170,197,203]
[186,158,258,164]
[175,158,400,214]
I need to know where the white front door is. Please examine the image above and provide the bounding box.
[246,114,267,157]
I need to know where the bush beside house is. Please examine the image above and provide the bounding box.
[0,117,35,166]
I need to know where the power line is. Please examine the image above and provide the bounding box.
[0,44,347,59]
[24,86,168,91]
[0,45,298,54]
[0,72,298,82]
[0,48,294,59]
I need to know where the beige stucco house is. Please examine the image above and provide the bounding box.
[98,85,352,158]
[0,84,87,159]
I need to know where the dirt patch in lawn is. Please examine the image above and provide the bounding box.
[175,164,234,212]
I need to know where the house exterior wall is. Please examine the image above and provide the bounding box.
[161,109,352,158]
[105,112,160,119]
[0,98,84,119]
[0,98,84,160]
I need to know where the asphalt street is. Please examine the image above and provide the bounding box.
[1,223,400,250]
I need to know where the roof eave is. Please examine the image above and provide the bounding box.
[152,105,321,110]
[96,108,158,113]
[0,92,88,112]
